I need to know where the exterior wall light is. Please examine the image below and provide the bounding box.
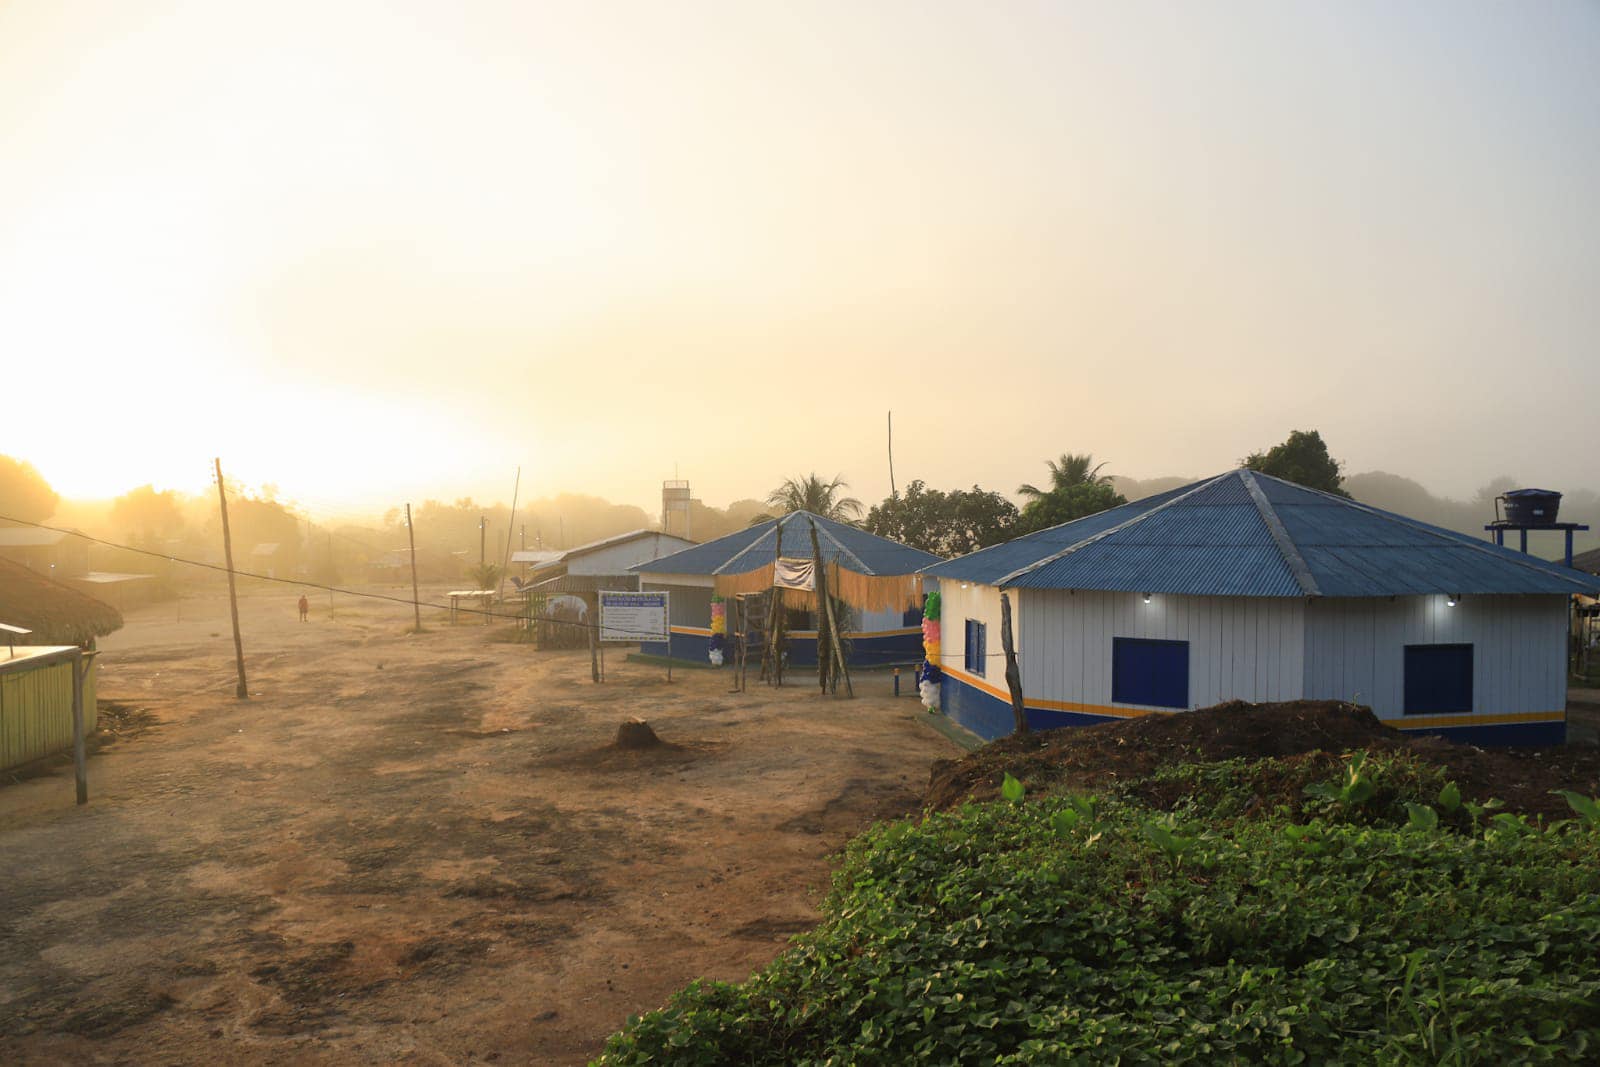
[1142,592,1152,604]
[1446,594,1460,607]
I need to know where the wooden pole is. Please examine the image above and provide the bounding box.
[819,560,852,697]
[214,458,248,699]
[810,519,830,695]
[71,648,88,804]
[1000,591,1028,735]
[588,595,601,683]
[499,466,520,601]
[405,503,422,632]
[327,533,335,616]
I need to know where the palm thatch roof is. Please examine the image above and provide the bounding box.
[0,558,123,645]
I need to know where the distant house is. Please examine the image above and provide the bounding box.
[250,542,281,579]
[513,530,697,597]
[1570,548,1600,577]
[923,470,1600,746]
[0,527,91,579]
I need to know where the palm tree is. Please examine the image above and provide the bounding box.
[754,474,864,524]
[1017,453,1111,501]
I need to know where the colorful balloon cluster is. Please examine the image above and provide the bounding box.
[708,596,727,666]
[919,589,942,711]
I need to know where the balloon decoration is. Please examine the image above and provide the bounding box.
[709,596,727,666]
[918,590,943,710]
[916,660,944,712]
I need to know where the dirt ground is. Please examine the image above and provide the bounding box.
[0,585,956,1065]
[927,698,1600,814]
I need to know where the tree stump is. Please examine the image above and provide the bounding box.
[613,717,662,750]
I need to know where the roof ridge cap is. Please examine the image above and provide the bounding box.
[995,472,1235,588]
[815,519,871,574]
[1239,469,1320,596]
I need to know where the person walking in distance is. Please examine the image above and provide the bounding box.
[298,593,309,622]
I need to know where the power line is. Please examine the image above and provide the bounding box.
[0,514,662,636]
[2,513,1007,651]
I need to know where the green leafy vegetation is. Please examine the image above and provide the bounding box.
[596,759,1600,1065]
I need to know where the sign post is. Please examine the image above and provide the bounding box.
[599,590,671,680]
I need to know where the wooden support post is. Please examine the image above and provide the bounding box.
[71,648,89,805]
[1000,592,1028,735]
[592,591,601,684]
[823,563,852,697]
[215,458,248,699]
[811,519,830,695]
[405,503,422,632]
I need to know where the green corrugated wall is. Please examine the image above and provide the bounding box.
[0,659,98,772]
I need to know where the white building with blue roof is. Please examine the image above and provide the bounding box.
[922,469,1599,746]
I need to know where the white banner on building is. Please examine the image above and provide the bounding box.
[599,590,669,644]
[773,557,816,591]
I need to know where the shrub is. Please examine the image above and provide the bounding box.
[596,786,1600,1065]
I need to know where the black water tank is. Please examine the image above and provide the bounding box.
[1501,489,1562,525]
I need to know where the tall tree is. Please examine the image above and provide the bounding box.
[0,454,59,526]
[1242,430,1349,497]
[1017,453,1111,501]
[759,474,863,523]
[1015,482,1127,536]
[110,485,185,544]
[864,481,1018,556]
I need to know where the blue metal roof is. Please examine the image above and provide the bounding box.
[923,470,1600,598]
[630,511,941,577]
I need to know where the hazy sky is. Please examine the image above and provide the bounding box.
[3,1,1597,521]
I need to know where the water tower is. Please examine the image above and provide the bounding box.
[1484,489,1588,567]
[662,480,692,540]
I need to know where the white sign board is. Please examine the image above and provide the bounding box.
[599,590,669,644]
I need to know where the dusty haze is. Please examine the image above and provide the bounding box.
[2,1,1597,514]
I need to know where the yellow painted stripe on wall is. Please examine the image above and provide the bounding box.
[1390,710,1563,730]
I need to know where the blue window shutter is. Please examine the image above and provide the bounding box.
[1112,637,1189,709]
[1404,645,1473,714]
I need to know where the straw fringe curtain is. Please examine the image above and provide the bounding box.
[714,563,921,614]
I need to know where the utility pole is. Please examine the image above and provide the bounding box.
[406,503,422,632]
[479,515,486,566]
[327,532,335,615]
[214,458,248,699]
[887,410,896,498]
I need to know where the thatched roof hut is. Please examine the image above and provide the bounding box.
[0,557,123,645]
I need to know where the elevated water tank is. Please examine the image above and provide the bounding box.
[1498,489,1562,526]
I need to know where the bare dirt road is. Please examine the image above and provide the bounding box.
[0,586,955,1064]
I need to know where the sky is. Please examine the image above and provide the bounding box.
[2,0,1597,521]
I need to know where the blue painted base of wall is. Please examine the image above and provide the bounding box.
[1394,721,1566,747]
[941,674,1121,741]
[638,630,923,669]
[942,675,1567,748]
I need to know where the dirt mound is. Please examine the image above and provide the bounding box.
[613,718,663,750]
[925,700,1600,818]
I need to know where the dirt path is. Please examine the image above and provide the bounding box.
[0,587,955,1064]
